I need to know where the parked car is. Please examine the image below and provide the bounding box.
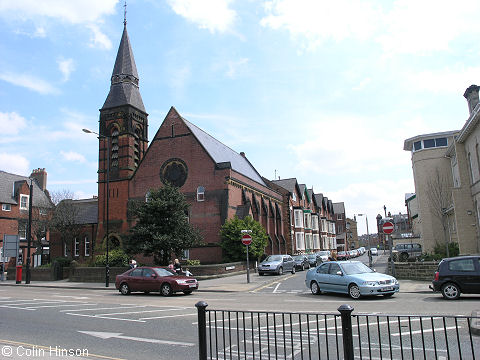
[305,261,399,299]
[392,243,422,261]
[316,251,330,262]
[306,254,322,267]
[115,266,198,296]
[258,255,296,275]
[358,247,366,255]
[292,255,310,271]
[336,251,349,261]
[351,249,359,257]
[430,255,480,300]
[370,248,378,256]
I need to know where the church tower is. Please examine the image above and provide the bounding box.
[97,19,148,243]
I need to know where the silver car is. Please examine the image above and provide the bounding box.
[258,255,296,275]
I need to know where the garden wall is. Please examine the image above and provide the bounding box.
[388,261,439,281]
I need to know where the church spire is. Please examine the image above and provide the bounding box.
[101,19,145,112]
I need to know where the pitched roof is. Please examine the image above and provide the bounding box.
[0,171,52,208]
[181,113,266,186]
[271,178,298,194]
[333,202,345,214]
[73,198,98,224]
[102,25,145,112]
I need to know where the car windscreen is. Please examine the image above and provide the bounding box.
[293,255,304,260]
[153,268,175,277]
[318,251,329,256]
[341,262,374,275]
[307,255,316,259]
[265,255,283,262]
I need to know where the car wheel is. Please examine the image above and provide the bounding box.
[348,284,361,299]
[383,293,394,298]
[183,290,193,295]
[291,266,296,274]
[160,283,173,296]
[441,283,460,300]
[277,267,283,275]
[400,253,409,262]
[119,283,130,295]
[310,281,321,295]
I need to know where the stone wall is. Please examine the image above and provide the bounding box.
[69,266,130,282]
[388,261,439,281]
[6,266,70,281]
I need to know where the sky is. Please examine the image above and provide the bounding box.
[1,0,479,236]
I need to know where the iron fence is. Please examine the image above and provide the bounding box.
[196,301,480,360]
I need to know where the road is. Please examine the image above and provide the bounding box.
[0,255,479,359]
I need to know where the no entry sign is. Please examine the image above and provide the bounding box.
[241,234,252,246]
[383,221,394,234]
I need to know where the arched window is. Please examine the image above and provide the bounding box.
[197,186,205,202]
[84,236,90,257]
[134,126,141,167]
[111,127,119,168]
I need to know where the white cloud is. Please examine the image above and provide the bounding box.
[60,151,87,163]
[329,178,414,235]
[0,72,59,95]
[226,58,249,78]
[57,58,75,82]
[0,112,27,135]
[0,153,29,175]
[169,64,191,93]
[87,24,113,50]
[261,0,380,50]
[167,0,236,33]
[0,0,118,24]
[261,0,480,55]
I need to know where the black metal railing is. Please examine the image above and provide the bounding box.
[196,301,480,360]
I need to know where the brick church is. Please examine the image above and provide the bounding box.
[81,23,286,264]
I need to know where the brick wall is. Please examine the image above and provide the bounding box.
[388,261,439,281]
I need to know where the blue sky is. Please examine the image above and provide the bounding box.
[1,0,479,235]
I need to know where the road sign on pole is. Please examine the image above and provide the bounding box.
[382,221,394,234]
[241,234,252,246]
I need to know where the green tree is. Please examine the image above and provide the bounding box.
[220,216,268,262]
[124,183,202,265]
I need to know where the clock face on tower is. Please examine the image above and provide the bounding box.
[159,158,188,187]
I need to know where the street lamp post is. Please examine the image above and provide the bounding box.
[83,128,110,287]
[357,214,372,268]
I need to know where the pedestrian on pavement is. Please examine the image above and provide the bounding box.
[129,259,137,269]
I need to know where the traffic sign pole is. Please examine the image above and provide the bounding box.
[241,231,252,284]
[246,245,250,283]
[382,222,396,277]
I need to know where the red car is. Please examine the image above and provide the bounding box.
[115,266,198,296]
[336,251,349,261]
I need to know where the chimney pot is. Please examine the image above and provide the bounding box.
[464,84,480,115]
[240,152,246,157]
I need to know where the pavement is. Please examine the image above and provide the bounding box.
[0,270,433,293]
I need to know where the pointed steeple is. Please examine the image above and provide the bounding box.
[102,24,145,112]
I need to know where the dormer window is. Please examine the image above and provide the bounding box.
[292,192,296,202]
[197,186,205,202]
[20,195,29,210]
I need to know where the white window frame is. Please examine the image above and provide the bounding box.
[197,186,205,202]
[295,232,305,251]
[294,209,304,228]
[20,194,29,210]
[84,236,90,257]
[64,243,68,257]
[292,192,297,202]
[74,238,79,257]
[304,213,312,229]
[337,214,342,220]
[305,233,313,250]
[313,234,320,249]
[312,215,319,230]
[182,249,190,260]
[2,204,11,211]
[18,225,26,240]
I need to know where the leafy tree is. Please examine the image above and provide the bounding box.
[220,216,268,262]
[124,183,202,265]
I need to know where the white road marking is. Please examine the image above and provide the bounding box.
[25,303,95,309]
[52,295,90,300]
[94,307,188,316]
[60,305,148,312]
[79,331,195,346]
[272,283,281,293]
[66,313,146,322]
[139,312,197,320]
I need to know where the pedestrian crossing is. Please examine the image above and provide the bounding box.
[0,297,197,322]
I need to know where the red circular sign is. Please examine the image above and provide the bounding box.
[383,221,394,234]
[241,234,252,246]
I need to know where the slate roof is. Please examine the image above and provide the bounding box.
[314,193,324,210]
[102,25,145,113]
[271,178,297,194]
[73,198,98,224]
[0,171,52,208]
[333,202,345,214]
[181,115,266,186]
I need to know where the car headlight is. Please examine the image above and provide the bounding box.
[363,281,378,286]
[393,279,398,285]
[176,279,188,285]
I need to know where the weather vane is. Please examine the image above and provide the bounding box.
[124,1,127,26]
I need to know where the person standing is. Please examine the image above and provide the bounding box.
[173,258,182,274]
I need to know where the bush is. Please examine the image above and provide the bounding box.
[53,257,71,267]
[186,259,200,266]
[94,249,129,267]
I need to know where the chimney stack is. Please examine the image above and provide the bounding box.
[464,85,480,115]
[30,168,47,191]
